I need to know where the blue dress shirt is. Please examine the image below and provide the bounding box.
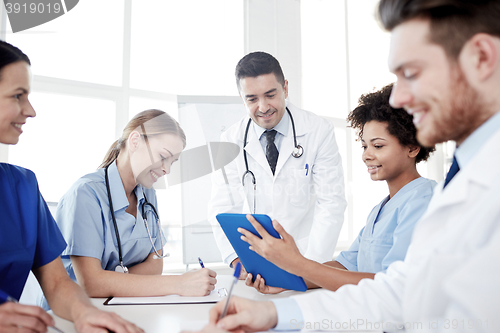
[454,110,500,172]
[0,164,66,301]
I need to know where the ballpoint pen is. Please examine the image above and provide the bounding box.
[219,262,241,319]
[198,257,205,268]
[0,290,65,333]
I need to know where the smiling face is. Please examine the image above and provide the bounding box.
[362,120,417,183]
[130,133,184,189]
[0,61,35,145]
[388,19,483,147]
[238,73,288,130]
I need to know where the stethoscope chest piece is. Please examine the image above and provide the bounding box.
[292,144,304,158]
[115,264,129,274]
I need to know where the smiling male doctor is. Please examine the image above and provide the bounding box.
[208,51,346,276]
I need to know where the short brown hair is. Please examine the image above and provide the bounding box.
[378,0,500,58]
[235,52,285,91]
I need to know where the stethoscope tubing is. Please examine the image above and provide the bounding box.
[104,164,166,273]
[241,107,303,213]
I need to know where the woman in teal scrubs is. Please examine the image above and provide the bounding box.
[0,40,141,333]
[241,84,437,293]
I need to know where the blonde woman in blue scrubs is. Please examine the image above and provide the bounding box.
[241,84,436,293]
[54,110,217,298]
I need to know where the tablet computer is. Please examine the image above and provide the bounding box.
[216,213,307,292]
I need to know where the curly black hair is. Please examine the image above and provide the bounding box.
[347,83,435,164]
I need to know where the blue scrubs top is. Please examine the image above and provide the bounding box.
[0,164,66,302]
[336,177,436,273]
[55,161,165,281]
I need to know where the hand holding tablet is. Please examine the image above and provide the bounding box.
[216,213,307,292]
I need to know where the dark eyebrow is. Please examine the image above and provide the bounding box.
[391,62,404,73]
[15,88,29,94]
[370,137,387,142]
[244,88,277,99]
[391,60,424,74]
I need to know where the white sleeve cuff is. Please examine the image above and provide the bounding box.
[271,298,303,331]
[225,252,238,266]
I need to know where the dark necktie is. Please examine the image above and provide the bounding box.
[443,155,460,188]
[264,130,279,175]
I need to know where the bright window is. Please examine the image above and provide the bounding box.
[2,0,244,270]
[129,0,244,95]
[8,92,115,202]
[5,1,124,86]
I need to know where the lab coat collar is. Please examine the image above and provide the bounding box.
[273,103,309,176]
[239,103,311,178]
[455,110,500,170]
[425,126,500,213]
[286,102,309,137]
[253,108,290,139]
[243,121,273,177]
[274,114,299,176]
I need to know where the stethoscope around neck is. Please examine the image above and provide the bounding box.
[241,107,303,214]
[104,164,169,274]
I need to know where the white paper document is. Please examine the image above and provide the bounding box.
[104,275,232,305]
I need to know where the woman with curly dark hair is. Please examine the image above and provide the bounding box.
[241,83,437,293]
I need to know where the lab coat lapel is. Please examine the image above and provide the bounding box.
[243,122,273,177]
[275,104,308,177]
[275,125,294,176]
[424,126,500,217]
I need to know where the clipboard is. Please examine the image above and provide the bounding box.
[216,213,307,292]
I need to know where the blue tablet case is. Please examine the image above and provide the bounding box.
[216,213,307,292]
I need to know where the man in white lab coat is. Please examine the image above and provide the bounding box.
[208,51,346,273]
[196,1,500,332]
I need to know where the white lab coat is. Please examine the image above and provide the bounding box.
[208,103,346,264]
[291,127,500,332]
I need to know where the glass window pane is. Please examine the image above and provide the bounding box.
[347,0,394,106]
[9,92,116,202]
[5,0,124,86]
[301,0,348,118]
[129,96,178,120]
[130,0,244,95]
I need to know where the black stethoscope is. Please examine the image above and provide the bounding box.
[241,107,303,214]
[104,164,169,274]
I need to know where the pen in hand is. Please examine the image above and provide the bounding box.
[0,290,65,333]
[219,262,242,319]
[198,257,205,268]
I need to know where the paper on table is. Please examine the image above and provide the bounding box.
[104,275,232,305]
